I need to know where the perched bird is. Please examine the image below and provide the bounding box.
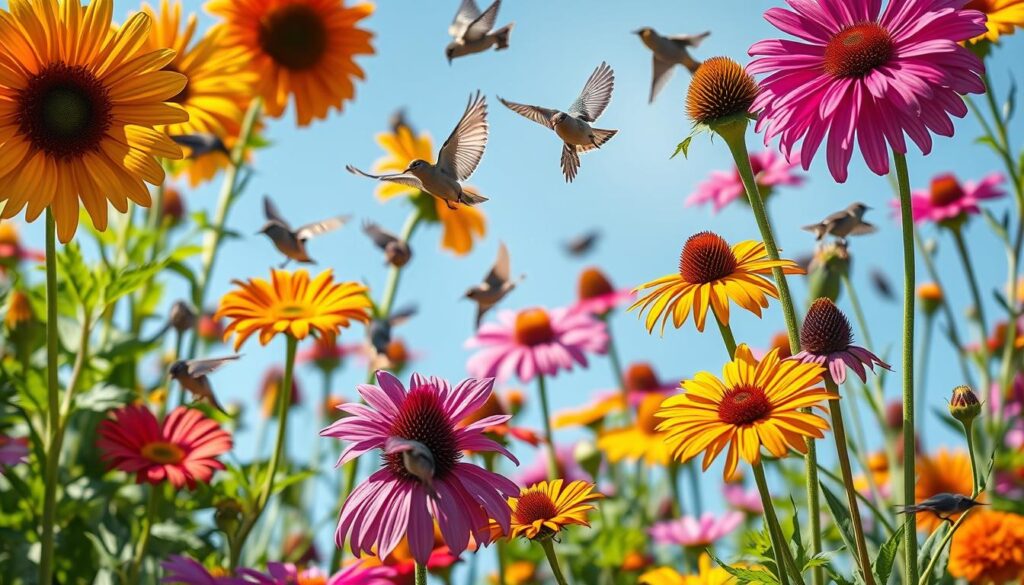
[170,133,230,159]
[465,242,523,326]
[258,196,350,268]
[802,202,876,242]
[499,62,618,182]
[168,355,240,414]
[445,0,514,63]
[385,437,436,496]
[895,493,986,523]
[564,229,601,257]
[348,92,490,209]
[362,220,413,268]
[369,305,418,357]
[634,28,709,103]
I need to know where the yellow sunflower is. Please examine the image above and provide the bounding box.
[640,554,737,585]
[373,123,487,256]
[915,448,980,533]
[965,0,1024,43]
[215,268,371,350]
[657,344,835,480]
[553,393,623,429]
[493,480,602,541]
[141,0,257,187]
[597,393,672,466]
[630,231,804,334]
[0,0,186,242]
[948,510,1024,584]
[206,0,374,127]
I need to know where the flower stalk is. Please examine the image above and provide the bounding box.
[751,461,799,585]
[540,538,570,585]
[536,373,559,481]
[39,210,60,585]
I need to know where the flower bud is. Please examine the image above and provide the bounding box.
[214,499,243,535]
[161,186,185,228]
[917,282,943,316]
[168,300,197,333]
[949,385,981,425]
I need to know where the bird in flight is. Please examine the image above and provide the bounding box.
[446,0,514,63]
[168,355,240,415]
[802,202,876,242]
[633,28,709,103]
[465,242,523,327]
[258,196,350,268]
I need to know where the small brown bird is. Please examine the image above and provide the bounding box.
[465,242,523,326]
[369,305,418,357]
[168,355,240,414]
[362,220,412,268]
[633,28,709,103]
[802,202,876,242]
[258,196,350,267]
[564,229,601,257]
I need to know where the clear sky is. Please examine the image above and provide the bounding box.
[10,0,1024,573]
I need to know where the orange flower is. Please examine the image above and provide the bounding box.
[948,510,1024,584]
[915,449,979,532]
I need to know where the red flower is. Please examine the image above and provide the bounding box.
[98,405,232,490]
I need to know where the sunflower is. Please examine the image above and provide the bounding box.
[0,0,186,242]
[373,123,487,256]
[965,0,1024,44]
[141,0,257,187]
[598,393,673,466]
[948,510,1024,584]
[630,231,804,334]
[206,0,374,127]
[215,268,371,350]
[494,480,603,541]
[915,448,979,533]
[657,344,835,480]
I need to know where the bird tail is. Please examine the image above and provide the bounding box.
[801,223,826,240]
[591,128,617,149]
[494,23,514,50]
[460,187,489,206]
[893,505,921,515]
[208,395,229,416]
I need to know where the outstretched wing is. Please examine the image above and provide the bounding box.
[484,241,510,289]
[668,31,710,48]
[347,165,424,190]
[187,355,240,377]
[437,91,488,181]
[498,97,557,129]
[449,0,481,37]
[847,221,877,237]
[263,196,291,229]
[569,61,615,122]
[362,220,398,249]
[650,55,675,103]
[297,215,350,241]
[561,143,581,183]
[463,0,500,41]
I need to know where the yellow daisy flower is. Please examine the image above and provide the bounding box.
[141,0,257,187]
[495,480,602,541]
[215,269,371,350]
[965,0,1024,43]
[597,393,673,466]
[640,554,737,585]
[0,0,186,242]
[657,344,835,480]
[206,0,375,127]
[630,231,804,334]
[373,124,487,256]
[553,394,623,429]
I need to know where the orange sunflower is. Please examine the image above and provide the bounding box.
[948,510,1024,584]
[640,554,737,585]
[630,231,804,334]
[915,448,979,532]
[206,0,374,127]
[493,480,603,541]
[597,393,673,466]
[141,0,257,187]
[215,269,371,350]
[372,122,487,256]
[657,344,835,480]
[0,0,186,242]
[965,0,1024,43]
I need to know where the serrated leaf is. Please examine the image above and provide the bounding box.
[873,525,904,585]
[671,136,693,159]
[102,261,165,308]
[711,554,780,585]
[57,242,98,312]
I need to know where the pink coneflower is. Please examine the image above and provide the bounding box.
[515,444,592,488]
[98,405,232,490]
[466,307,608,383]
[749,0,987,183]
[321,372,519,565]
[458,392,541,447]
[724,484,764,515]
[161,555,245,584]
[792,298,891,384]
[572,267,635,316]
[238,562,396,585]
[649,511,744,548]
[898,172,1006,225]
[0,435,28,471]
[0,223,44,273]
[686,150,804,212]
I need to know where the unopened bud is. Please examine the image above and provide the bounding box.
[917,282,943,316]
[949,385,981,425]
[214,499,243,535]
[168,300,197,333]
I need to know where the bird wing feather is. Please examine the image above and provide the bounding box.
[297,215,350,241]
[569,61,615,122]
[498,97,557,129]
[650,55,676,103]
[484,242,510,289]
[668,31,710,48]
[186,355,240,377]
[346,165,424,190]
[263,196,291,230]
[449,0,481,37]
[437,91,489,181]
[362,220,398,249]
[463,0,500,41]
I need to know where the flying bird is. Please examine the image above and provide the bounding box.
[258,196,350,268]
[895,493,986,523]
[465,242,523,326]
[389,108,413,134]
[170,133,230,159]
[348,92,490,209]
[564,229,601,257]
[498,62,618,182]
[385,437,437,496]
[802,202,876,242]
[634,28,709,103]
[363,220,412,268]
[446,0,513,63]
[168,355,240,414]
[869,268,896,301]
[369,305,418,357]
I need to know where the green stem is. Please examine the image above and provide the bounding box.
[539,539,570,585]
[128,485,162,582]
[667,462,684,518]
[230,335,297,569]
[714,312,737,357]
[751,461,797,585]
[963,421,981,497]
[917,315,934,448]
[950,227,992,401]
[827,385,875,585]
[39,210,60,585]
[536,374,559,481]
[601,314,629,420]
[894,152,919,585]
[686,462,703,516]
[917,507,976,585]
[415,561,428,585]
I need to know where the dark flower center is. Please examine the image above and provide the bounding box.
[578,267,615,300]
[259,4,329,71]
[679,232,738,284]
[636,395,663,434]
[165,65,190,104]
[141,441,185,464]
[513,490,559,525]
[16,63,112,160]
[717,385,772,425]
[824,23,894,78]
[384,388,461,481]
[801,298,854,354]
[514,308,555,346]
[964,0,995,11]
[625,362,660,391]
[929,175,965,207]
[686,56,759,124]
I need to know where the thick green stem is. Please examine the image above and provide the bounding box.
[827,385,875,585]
[539,539,570,585]
[894,152,919,585]
[39,210,60,585]
[415,561,428,585]
[714,312,737,357]
[917,316,934,448]
[751,462,798,585]
[128,485,162,582]
[536,374,559,481]
[230,335,297,569]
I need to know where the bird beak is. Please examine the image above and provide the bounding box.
[632,29,643,35]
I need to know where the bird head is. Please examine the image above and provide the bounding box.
[168,360,188,378]
[550,112,568,126]
[633,27,653,38]
[444,43,457,65]
[404,159,428,174]
[849,202,871,218]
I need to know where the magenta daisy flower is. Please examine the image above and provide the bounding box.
[571,267,635,316]
[161,555,247,585]
[0,435,28,472]
[896,172,1006,225]
[320,372,519,565]
[649,511,744,548]
[792,298,891,384]
[237,562,396,585]
[686,150,804,212]
[724,484,764,514]
[749,0,987,183]
[466,307,609,383]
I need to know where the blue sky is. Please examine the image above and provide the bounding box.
[9,0,1024,572]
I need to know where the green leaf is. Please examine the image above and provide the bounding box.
[711,554,780,585]
[270,469,316,496]
[57,242,98,313]
[820,482,864,583]
[74,385,131,412]
[873,525,904,585]
[101,261,165,308]
[671,136,693,159]
[1004,76,1017,124]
